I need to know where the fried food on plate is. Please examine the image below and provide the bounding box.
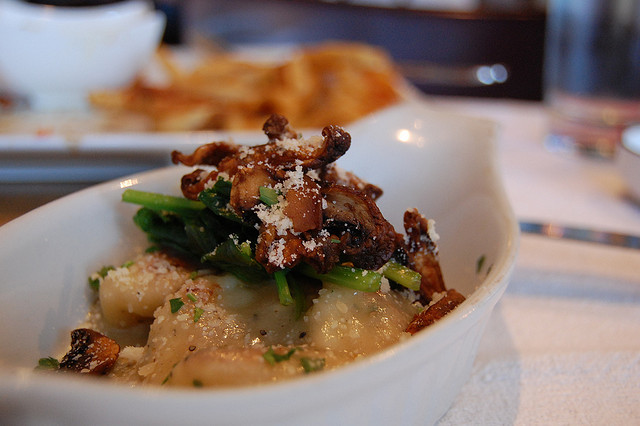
[89,42,403,131]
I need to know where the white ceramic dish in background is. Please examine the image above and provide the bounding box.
[0,45,425,185]
[0,102,519,426]
[0,0,165,111]
[618,125,640,203]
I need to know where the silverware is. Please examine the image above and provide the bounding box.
[519,221,640,249]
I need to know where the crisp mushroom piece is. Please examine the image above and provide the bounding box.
[403,208,447,299]
[322,185,399,271]
[171,114,351,174]
[59,328,120,375]
[172,114,399,275]
[405,289,466,335]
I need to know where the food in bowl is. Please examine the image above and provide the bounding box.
[0,102,517,425]
[41,114,465,387]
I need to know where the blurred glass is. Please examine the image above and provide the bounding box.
[544,0,640,158]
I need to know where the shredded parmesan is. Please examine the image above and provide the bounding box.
[427,219,440,242]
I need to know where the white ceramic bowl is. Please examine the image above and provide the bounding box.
[0,102,519,425]
[618,125,640,203]
[0,0,165,111]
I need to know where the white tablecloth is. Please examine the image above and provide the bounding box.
[431,98,640,425]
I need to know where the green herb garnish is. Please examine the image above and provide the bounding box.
[263,347,297,365]
[297,263,382,292]
[186,293,198,302]
[382,260,421,291]
[300,357,325,373]
[193,307,204,323]
[36,356,60,370]
[169,298,184,313]
[288,273,306,320]
[88,265,115,291]
[198,182,242,223]
[476,254,486,273]
[122,189,423,308]
[259,186,280,206]
[273,269,294,306]
[201,239,269,284]
[122,189,206,215]
[88,277,100,291]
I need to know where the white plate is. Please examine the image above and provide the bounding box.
[0,101,519,426]
[0,45,421,184]
[0,110,265,183]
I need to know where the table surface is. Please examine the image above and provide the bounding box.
[2,97,639,424]
[434,97,640,425]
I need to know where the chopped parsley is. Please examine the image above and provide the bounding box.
[300,357,325,373]
[187,293,198,302]
[263,347,297,365]
[162,362,179,384]
[193,307,204,323]
[476,254,486,273]
[36,356,60,370]
[88,265,115,291]
[88,277,100,291]
[169,297,184,313]
[259,186,280,206]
